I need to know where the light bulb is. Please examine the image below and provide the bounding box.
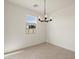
[50,17,52,19]
[38,16,40,18]
[45,14,47,17]
[49,17,52,21]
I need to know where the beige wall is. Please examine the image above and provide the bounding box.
[46,5,75,51]
[5,0,75,53]
[4,1,46,53]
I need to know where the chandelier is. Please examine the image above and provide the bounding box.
[38,0,52,22]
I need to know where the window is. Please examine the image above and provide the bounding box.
[25,15,37,33]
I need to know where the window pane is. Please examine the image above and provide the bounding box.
[26,15,37,23]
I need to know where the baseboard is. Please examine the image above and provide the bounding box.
[46,42,75,52]
[5,42,74,56]
[5,42,46,55]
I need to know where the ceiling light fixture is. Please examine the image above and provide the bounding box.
[38,0,52,22]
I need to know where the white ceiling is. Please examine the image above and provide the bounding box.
[6,0,74,15]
